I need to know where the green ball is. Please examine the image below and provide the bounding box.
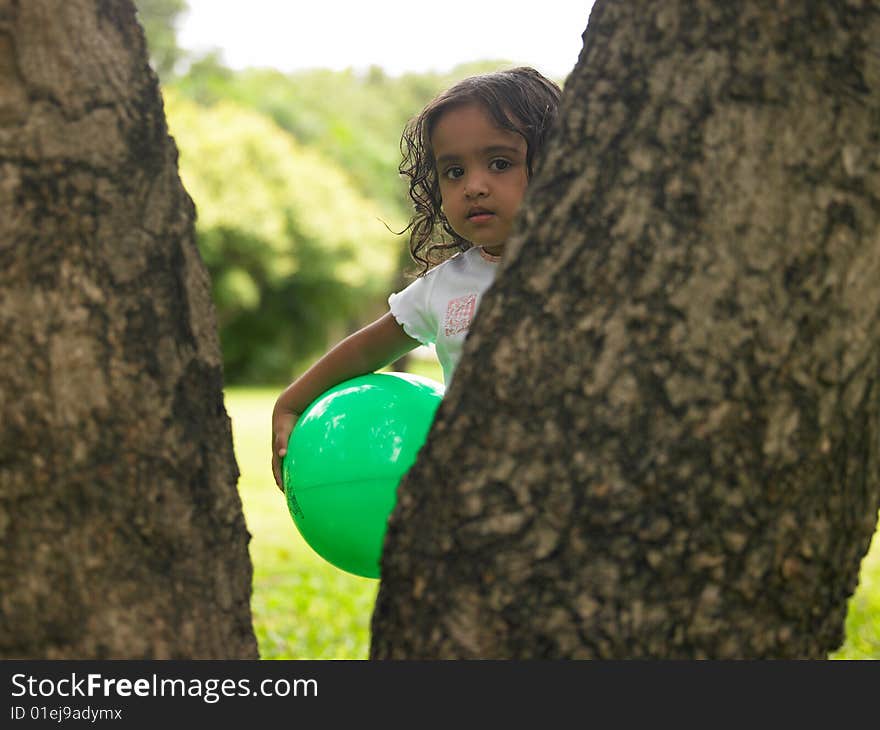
[282,371,444,579]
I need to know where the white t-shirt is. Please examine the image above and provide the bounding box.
[388,246,500,384]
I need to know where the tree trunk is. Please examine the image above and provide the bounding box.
[371,0,880,659]
[0,0,257,658]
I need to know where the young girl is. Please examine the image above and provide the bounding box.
[271,67,562,489]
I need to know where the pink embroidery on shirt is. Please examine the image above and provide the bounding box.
[444,294,477,336]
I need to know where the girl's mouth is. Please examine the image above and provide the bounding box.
[467,208,494,222]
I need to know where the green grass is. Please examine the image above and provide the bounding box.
[831,528,880,660]
[227,367,880,659]
[227,384,378,659]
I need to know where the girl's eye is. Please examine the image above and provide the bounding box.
[444,166,464,180]
[490,159,512,172]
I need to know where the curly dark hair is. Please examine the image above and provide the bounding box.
[399,67,562,275]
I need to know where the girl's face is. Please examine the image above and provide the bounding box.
[431,103,528,256]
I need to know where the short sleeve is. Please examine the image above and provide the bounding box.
[388,274,437,346]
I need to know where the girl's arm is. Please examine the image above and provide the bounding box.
[271,311,419,489]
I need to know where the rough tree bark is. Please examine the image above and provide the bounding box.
[0,1,258,658]
[371,0,880,658]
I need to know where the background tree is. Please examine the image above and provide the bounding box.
[0,0,257,657]
[134,0,188,81]
[371,0,880,659]
[164,90,400,382]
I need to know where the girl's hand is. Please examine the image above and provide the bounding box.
[271,406,299,492]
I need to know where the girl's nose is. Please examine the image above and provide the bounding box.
[464,174,489,199]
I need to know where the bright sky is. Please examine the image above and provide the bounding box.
[178,0,596,79]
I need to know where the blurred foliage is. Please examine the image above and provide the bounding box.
[164,90,401,383]
[134,0,188,80]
